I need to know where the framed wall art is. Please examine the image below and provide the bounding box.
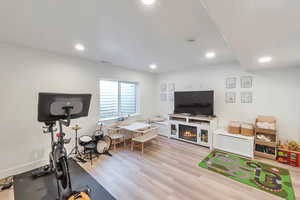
[168,93,174,102]
[226,77,237,89]
[160,83,167,92]
[225,92,236,103]
[241,76,253,88]
[160,93,167,102]
[241,91,253,103]
[168,83,175,92]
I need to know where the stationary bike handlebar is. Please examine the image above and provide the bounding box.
[56,106,73,144]
[60,106,73,126]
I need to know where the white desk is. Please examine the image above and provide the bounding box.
[152,121,170,138]
[120,122,150,132]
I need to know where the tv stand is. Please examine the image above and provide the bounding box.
[168,114,217,149]
[178,113,192,116]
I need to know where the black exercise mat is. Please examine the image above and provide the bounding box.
[14,159,116,200]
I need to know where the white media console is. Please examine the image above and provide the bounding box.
[168,114,217,149]
[167,114,254,158]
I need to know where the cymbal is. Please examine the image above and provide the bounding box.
[71,125,82,130]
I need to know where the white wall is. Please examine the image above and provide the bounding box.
[157,63,300,141]
[0,43,157,178]
[1,43,300,179]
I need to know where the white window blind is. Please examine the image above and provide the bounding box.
[120,82,137,116]
[100,80,118,119]
[100,80,138,120]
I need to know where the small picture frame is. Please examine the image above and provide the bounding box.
[241,76,253,88]
[226,77,237,89]
[168,83,175,92]
[241,91,253,103]
[160,93,167,102]
[225,92,236,103]
[160,83,167,92]
[168,93,174,102]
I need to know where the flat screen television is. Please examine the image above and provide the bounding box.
[174,91,214,116]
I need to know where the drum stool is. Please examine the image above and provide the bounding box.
[83,142,97,166]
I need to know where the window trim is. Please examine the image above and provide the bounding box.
[99,79,139,121]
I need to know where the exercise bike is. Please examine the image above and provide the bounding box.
[37,93,92,200]
[32,123,57,179]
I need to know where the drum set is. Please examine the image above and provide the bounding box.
[71,123,112,163]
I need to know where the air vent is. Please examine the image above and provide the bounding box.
[187,38,196,42]
[100,60,111,64]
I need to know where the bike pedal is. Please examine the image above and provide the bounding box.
[76,156,87,163]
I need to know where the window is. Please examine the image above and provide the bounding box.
[100,80,138,120]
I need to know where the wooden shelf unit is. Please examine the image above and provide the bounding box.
[255,127,276,135]
[255,140,277,148]
[254,116,277,160]
[254,151,276,160]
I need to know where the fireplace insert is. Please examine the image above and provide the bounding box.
[179,124,197,142]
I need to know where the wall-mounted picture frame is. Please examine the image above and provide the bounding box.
[241,91,253,103]
[225,92,236,103]
[168,83,175,92]
[226,77,237,89]
[168,93,174,102]
[160,83,167,92]
[241,76,253,88]
[160,93,167,102]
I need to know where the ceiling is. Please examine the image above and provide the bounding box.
[200,0,300,70]
[0,0,236,73]
[1,1,299,73]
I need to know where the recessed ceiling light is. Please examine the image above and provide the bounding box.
[141,0,156,5]
[258,56,272,63]
[205,52,216,59]
[149,64,157,69]
[75,43,85,51]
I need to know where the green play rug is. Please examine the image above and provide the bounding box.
[199,150,295,200]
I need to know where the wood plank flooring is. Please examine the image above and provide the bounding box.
[1,136,300,200]
[81,136,300,200]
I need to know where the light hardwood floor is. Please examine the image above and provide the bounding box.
[1,136,300,200]
[81,136,300,200]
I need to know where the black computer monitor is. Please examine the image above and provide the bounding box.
[38,93,92,123]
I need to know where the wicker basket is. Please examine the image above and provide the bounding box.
[241,123,254,136]
[228,121,241,134]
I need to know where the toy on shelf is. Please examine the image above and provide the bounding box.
[256,121,276,130]
[277,140,300,167]
[287,141,300,151]
[256,134,272,142]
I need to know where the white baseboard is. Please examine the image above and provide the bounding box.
[0,159,48,179]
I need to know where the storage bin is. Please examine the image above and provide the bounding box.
[255,115,276,131]
[228,121,241,134]
[241,123,254,136]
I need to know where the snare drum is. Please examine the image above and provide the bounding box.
[93,134,102,142]
[79,135,93,146]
